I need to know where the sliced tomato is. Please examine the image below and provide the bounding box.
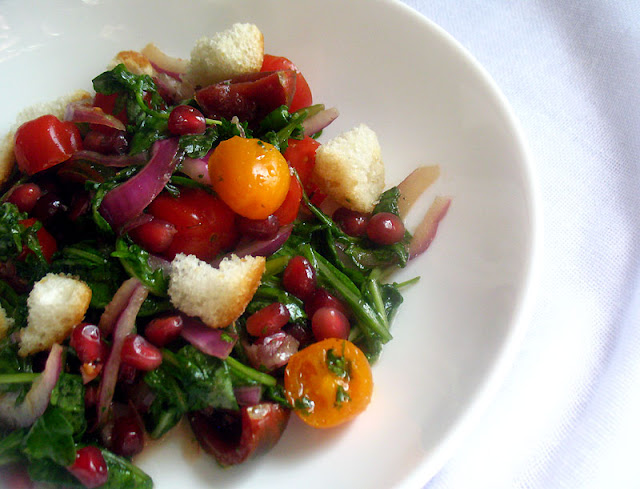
[261,54,313,112]
[147,188,238,261]
[14,115,82,175]
[93,93,129,126]
[18,218,57,263]
[283,137,320,188]
[273,175,302,225]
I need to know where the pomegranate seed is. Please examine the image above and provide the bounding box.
[167,105,206,135]
[144,315,184,347]
[7,183,42,213]
[311,307,350,340]
[237,214,280,240]
[121,334,163,371]
[246,302,291,337]
[283,322,314,348]
[70,323,104,365]
[31,192,66,225]
[304,288,348,319]
[83,129,128,155]
[110,413,145,457]
[366,212,406,245]
[67,446,108,489]
[282,256,316,300]
[333,207,369,237]
[129,218,177,254]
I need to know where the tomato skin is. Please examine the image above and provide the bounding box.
[284,338,373,428]
[18,218,57,263]
[147,188,238,261]
[208,137,291,220]
[272,175,302,225]
[261,54,313,112]
[93,93,128,126]
[14,115,82,175]
[283,137,320,188]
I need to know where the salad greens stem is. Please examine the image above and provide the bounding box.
[0,373,39,384]
[394,276,421,289]
[224,356,277,387]
[264,255,291,277]
[366,271,390,331]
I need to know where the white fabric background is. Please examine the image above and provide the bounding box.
[397,1,640,488]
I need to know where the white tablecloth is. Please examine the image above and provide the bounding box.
[399,1,640,488]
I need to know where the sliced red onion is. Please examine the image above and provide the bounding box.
[97,282,149,426]
[302,107,339,137]
[181,150,213,185]
[180,316,237,359]
[408,195,452,260]
[120,213,154,235]
[0,344,63,428]
[212,224,292,268]
[65,100,126,131]
[141,43,187,80]
[70,150,149,168]
[233,385,263,406]
[147,253,171,274]
[99,138,180,231]
[98,277,141,335]
[243,332,299,372]
[396,165,441,219]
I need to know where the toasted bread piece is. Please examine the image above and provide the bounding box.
[186,23,264,87]
[19,274,92,357]
[313,123,385,213]
[0,90,91,187]
[108,50,155,76]
[0,305,14,341]
[168,253,265,329]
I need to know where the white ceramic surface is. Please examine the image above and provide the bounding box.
[0,1,539,488]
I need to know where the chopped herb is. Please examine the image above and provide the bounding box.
[334,385,351,408]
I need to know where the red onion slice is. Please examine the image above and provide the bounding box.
[396,165,441,219]
[99,138,180,231]
[302,107,339,137]
[141,43,187,80]
[181,151,213,185]
[98,277,141,335]
[0,344,63,428]
[233,385,263,406]
[212,224,293,268]
[70,150,149,168]
[65,100,126,131]
[97,282,149,426]
[243,332,299,372]
[180,316,237,359]
[408,195,452,260]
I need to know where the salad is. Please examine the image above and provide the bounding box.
[0,24,450,489]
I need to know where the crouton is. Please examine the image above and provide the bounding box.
[0,305,14,341]
[108,50,155,76]
[185,23,264,87]
[0,90,91,187]
[19,274,92,357]
[313,123,385,213]
[168,253,265,329]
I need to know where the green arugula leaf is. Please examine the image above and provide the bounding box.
[112,237,168,296]
[24,407,76,466]
[0,202,45,263]
[49,374,86,438]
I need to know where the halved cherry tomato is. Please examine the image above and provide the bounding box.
[284,338,373,428]
[147,188,238,261]
[18,218,57,263]
[261,54,313,112]
[272,175,302,226]
[93,93,128,127]
[208,137,291,220]
[14,115,82,175]
[283,137,320,188]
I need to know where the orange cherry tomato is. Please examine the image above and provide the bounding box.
[208,137,291,220]
[284,338,373,428]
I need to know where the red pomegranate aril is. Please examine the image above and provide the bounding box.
[283,322,314,348]
[129,218,178,254]
[168,105,206,135]
[282,255,316,300]
[311,307,350,341]
[144,315,184,347]
[246,302,291,337]
[237,214,280,240]
[67,446,108,489]
[31,192,66,225]
[7,183,42,213]
[304,288,348,319]
[121,334,163,371]
[333,207,369,237]
[83,129,129,155]
[110,414,145,457]
[70,323,104,365]
[366,212,406,245]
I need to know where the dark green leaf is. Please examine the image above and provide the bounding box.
[112,237,168,296]
[49,374,86,437]
[24,407,76,466]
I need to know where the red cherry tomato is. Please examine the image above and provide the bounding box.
[272,175,302,226]
[283,137,320,188]
[147,188,238,261]
[261,54,313,112]
[93,93,128,126]
[18,218,57,263]
[14,115,82,175]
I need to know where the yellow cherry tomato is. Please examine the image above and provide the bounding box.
[284,338,373,429]
[208,136,291,220]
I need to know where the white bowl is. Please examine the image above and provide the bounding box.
[0,0,540,488]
